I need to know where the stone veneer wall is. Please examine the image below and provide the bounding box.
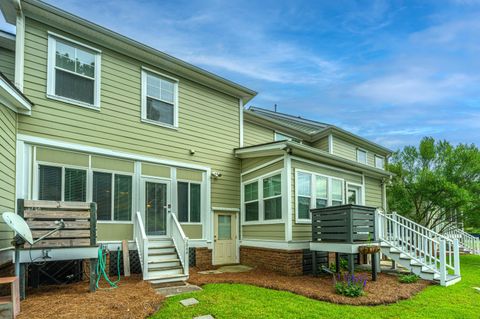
[240,246,303,275]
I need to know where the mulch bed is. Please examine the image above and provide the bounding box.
[189,267,430,305]
[18,275,164,319]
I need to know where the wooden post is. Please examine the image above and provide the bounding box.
[312,251,317,276]
[89,258,97,292]
[32,264,39,288]
[371,253,378,281]
[335,252,340,274]
[90,203,97,246]
[348,254,355,274]
[122,240,130,277]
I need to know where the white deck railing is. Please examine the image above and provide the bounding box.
[170,212,189,276]
[134,211,149,280]
[443,225,480,255]
[377,211,460,285]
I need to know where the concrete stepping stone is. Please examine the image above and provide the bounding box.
[156,284,202,297]
[180,297,199,307]
[194,315,214,319]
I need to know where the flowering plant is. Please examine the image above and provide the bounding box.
[334,272,367,297]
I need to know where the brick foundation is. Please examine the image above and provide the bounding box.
[240,246,303,276]
[195,248,213,270]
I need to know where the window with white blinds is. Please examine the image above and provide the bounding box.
[47,34,101,108]
[38,165,86,202]
[93,172,132,221]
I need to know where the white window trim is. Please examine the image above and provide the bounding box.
[294,169,346,224]
[92,169,134,222]
[241,169,284,225]
[346,182,364,205]
[141,67,179,129]
[47,32,101,109]
[243,180,260,223]
[374,155,385,170]
[356,148,368,165]
[176,179,202,224]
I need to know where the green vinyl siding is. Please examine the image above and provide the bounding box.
[242,161,283,182]
[242,224,285,240]
[21,18,241,208]
[312,136,329,152]
[241,156,282,173]
[291,160,362,241]
[332,135,379,167]
[243,121,274,146]
[0,47,15,83]
[181,224,202,239]
[365,176,383,209]
[97,223,133,241]
[141,163,171,178]
[36,147,89,167]
[0,106,16,249]
[177,169,203,182]
[91,156,134,172]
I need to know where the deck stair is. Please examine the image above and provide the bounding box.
[377,212,461,286]
[134,211,190,284]
[441,225,480,255]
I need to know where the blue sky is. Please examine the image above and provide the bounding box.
[2,0,480,150]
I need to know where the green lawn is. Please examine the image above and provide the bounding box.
[152,255,480,319]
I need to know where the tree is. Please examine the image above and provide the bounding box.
[387,137,480,232]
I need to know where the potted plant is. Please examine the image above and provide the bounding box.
[358,234,380,254]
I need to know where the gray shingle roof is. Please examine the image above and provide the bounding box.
[246,106,330,135]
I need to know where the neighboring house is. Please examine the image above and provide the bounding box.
[0,0,392,282]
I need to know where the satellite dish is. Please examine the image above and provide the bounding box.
[2,212,33,245]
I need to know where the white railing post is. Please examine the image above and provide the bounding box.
[439,239,447,286]
[453,239,460,276]
[134,211,149,280]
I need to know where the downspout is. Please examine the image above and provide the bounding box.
[14,0,24,92]
[239,98,244,147]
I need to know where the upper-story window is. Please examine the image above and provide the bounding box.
[47,33,101,108]
[274,132,302,143]
[375,155,385,169]
[356,149,367,164]
[141,69,178,128]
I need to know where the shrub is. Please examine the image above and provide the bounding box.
[399,274,420,283]
[334,272,367,297]
[329,258,349,272]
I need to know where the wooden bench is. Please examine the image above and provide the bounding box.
[0,277,20,318]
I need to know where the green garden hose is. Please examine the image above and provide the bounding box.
[95,245,121,289]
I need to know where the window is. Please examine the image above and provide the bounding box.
[297,172,312,220]
[315,176,328,208]
[295,170,346,221]
[177,182,201,223]
[244,182,259,221]
[357,149,367,164]
[347,184,362,205]
[38,165,86,202]
[274,132,302,143]
[142,70,178,127]
[93,172,132,221]
[48,34,101,107]
[243,172,283,222]
[331,179,343,206]
[375,155,385,169]
[263,174,282,220]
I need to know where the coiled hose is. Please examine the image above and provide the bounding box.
[95,245,121,289]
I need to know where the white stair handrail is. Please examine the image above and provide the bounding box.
[170,212,189,276]
[134,211,149,280]
[377,211,460,286]
[442,225,480,255]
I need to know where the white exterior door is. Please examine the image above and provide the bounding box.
[141,178,171,236]
[213,212,237,265]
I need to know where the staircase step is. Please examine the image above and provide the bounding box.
[148,267,184,277]
[149,247,176,254]
[148,258,180,264]
[148,274,189,284]
[149,265,183,271]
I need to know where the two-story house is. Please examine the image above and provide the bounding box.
[0,0,392,283]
